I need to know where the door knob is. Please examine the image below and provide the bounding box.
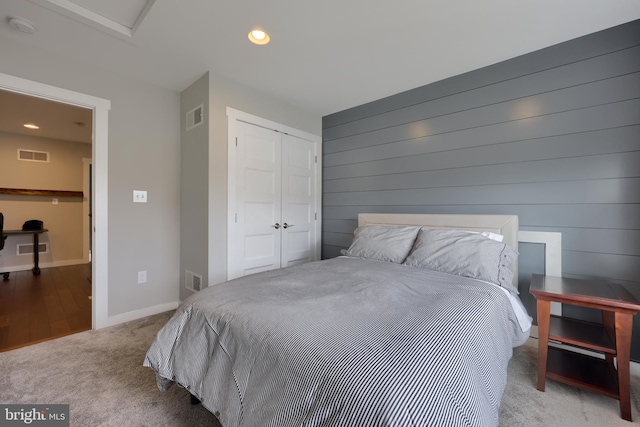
[283,223,294,229]
[272,223,281,229]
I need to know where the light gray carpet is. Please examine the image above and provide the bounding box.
[1,311,638,426]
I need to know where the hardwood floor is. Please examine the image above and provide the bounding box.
[0,264,92,352]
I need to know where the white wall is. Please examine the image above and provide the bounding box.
[0,36,181,321]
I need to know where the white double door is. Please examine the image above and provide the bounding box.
[229,120,318,280]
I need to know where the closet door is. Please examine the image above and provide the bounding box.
[281,134,316,268]
[233,121,282,278]
[229,120,318,280]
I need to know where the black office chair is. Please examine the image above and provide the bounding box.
[0,212,9,280]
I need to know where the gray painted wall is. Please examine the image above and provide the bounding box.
[0,35,181,320]
[322,20,640,358]
[180,73,209,302]
[179,71,321,300]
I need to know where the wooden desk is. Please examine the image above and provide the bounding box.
[3,229,49,276]
[530,274,640,421]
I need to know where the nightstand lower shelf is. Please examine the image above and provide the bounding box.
[546,346,619,399]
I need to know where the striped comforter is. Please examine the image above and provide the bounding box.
[144,257,529,427]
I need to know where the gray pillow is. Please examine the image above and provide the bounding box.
[403,228,519,294]
[341,225,421,263]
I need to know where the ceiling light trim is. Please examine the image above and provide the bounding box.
[27,0,155,41]
[248,28,270,45]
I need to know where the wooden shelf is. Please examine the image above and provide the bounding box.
[547,346,619,399]
[548,315,615,354]
[0,187,83,198]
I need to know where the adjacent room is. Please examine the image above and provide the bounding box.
[0,89,93,351]
[0,1,639,426]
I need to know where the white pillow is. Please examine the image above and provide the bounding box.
[341,225,421,263]
[403,228,519,294]
[479,231,504,242]
[423,228,504,242]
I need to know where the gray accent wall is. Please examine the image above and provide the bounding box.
[322,20,640,358]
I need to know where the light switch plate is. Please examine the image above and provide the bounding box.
[133,190,147,203]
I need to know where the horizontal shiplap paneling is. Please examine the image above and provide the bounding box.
[323,178,640,206]
[323,126,640,181]
[324,97,640,162]
[323,21,640,129]
[324,62,640,145]
[321,20,640,358]
[323,204,640,229]
[324,152,640,193]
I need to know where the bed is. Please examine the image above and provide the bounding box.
[144,213,531,427]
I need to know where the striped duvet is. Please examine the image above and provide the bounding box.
[144,257,529,427]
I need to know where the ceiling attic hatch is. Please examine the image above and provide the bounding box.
[28,0,155,40]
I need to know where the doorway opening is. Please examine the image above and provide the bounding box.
[0,73,110,341]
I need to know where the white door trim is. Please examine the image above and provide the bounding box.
[82,158,92,264]
[0,72,111,329]
[226,107,322,280]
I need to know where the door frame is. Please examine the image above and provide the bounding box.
[82,158,92,264]
[0,72,111,329]
[226,107,322,280]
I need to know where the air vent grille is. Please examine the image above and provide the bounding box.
[18,148,50,162]
[186,104,203,131]
[185,270,203,292]
[17,242,49,256]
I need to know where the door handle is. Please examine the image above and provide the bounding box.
[283,223,294,229]
[272,223,281,229]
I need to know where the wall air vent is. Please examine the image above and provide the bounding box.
[186,104,203,131]
[18,148,50,162]
[185,270,203,293]
[17,242,49,256]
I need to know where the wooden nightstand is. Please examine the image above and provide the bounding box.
[530,274,640,421]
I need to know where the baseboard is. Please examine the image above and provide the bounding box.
[522,334,640,376]
[98,301,179,329]
[1,258,86,272]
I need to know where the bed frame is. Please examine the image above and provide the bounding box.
[358,213,520,286]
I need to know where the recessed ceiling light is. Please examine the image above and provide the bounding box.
[23,123,39,129]
[248,28,270,45]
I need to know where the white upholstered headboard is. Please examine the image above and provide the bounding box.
[357,213,520,286]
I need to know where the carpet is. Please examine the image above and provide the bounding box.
[0,311,638,426]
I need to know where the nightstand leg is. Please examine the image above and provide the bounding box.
[615,312,633,421]
[602,311,615,366]
[536,300,551,392]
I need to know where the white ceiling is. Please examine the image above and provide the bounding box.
[0,0,639,122]
[0,89,92,143]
